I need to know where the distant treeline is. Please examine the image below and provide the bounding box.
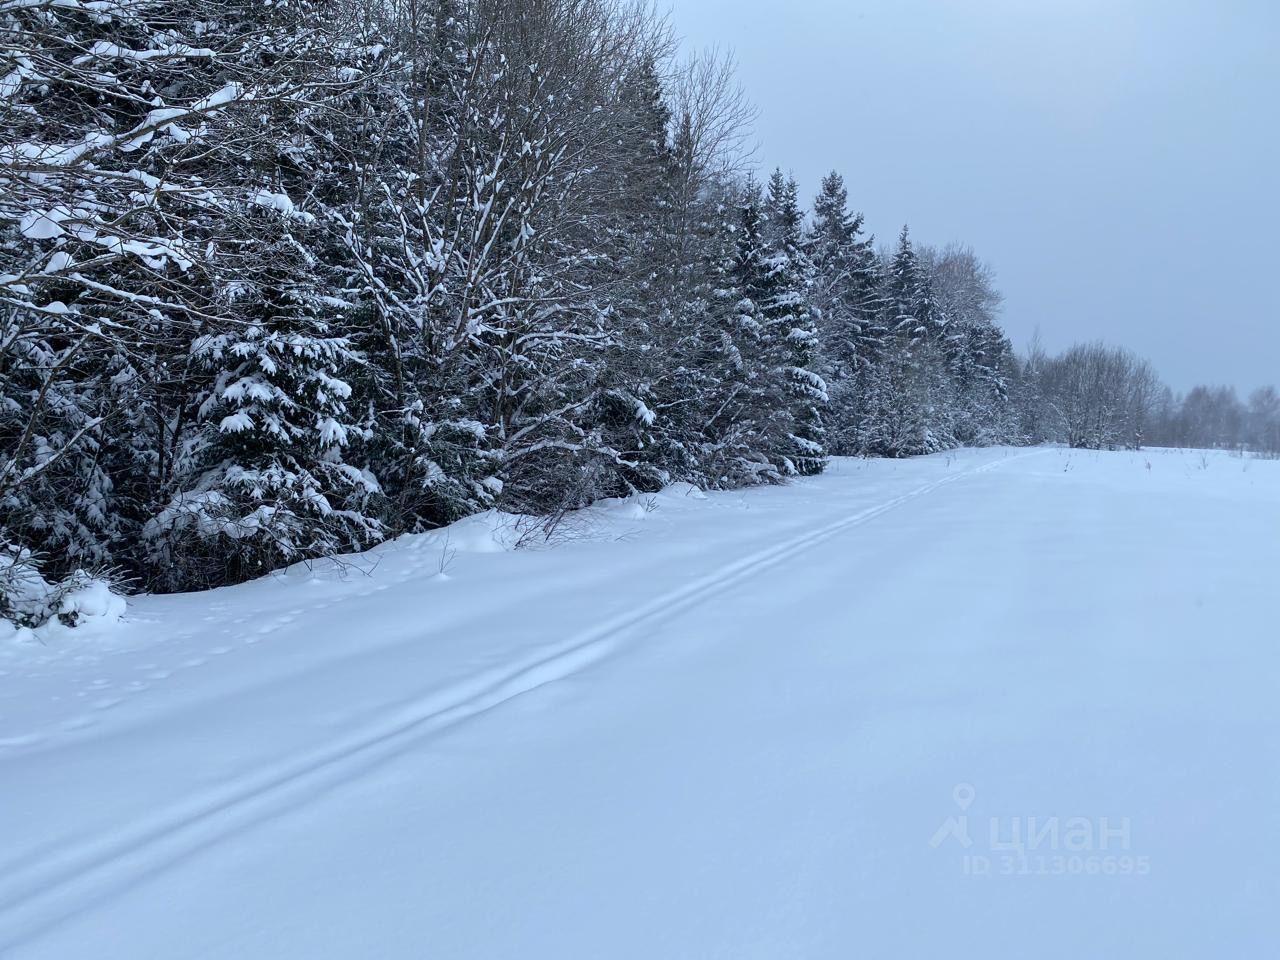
[1017,340,1279,456]
[1149,386,1280,455]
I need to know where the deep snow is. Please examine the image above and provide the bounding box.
[2,446,1278,958]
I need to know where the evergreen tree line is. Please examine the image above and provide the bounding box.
[3,0,1259,627]
[0,0,1022,624]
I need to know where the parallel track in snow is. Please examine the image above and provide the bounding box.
[0,450,1040,951]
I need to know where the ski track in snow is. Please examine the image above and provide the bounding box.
[0,451,1038,950]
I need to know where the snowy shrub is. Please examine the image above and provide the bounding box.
[0,544,54,629]
[0,542,123,631]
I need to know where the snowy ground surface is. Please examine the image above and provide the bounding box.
[2,446,1278,958]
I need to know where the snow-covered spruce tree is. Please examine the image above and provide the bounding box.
[679,187,753,486]
[0,301,119,574]
[1,0,389,591]
[648,50,761,490]
[587,50,682,495]
[596,49,767,497]
[145,220,384,590]
[761,170,826,475]
[145,2,390,590]
[635,104,719,488]
[806,170,885,455]
[321,0,499,533]
[0,0,197,597]
[856,226,950,456]
[0,0,207,594]
[947,317,1017,445]
[713,175,821,482]
[714,178,781,482]
[0,310,124,624]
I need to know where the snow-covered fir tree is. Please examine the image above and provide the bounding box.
[855,227,942,456]
[807,170,885,454]
[762,170,826,475]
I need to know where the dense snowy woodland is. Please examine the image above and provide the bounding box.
[2,0,1277,628]
[2,4,1279,956]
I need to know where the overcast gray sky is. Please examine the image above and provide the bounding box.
[668,0,1278,393]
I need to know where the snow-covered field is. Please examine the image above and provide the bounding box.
[2,446,1278,958]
